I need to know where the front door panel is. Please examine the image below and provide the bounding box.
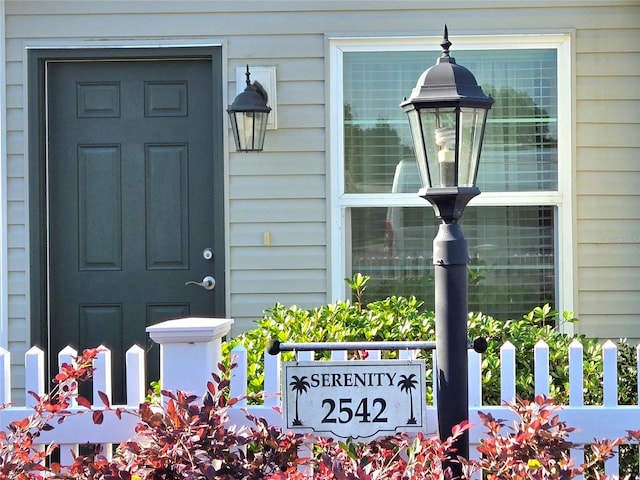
[46,58,222,402]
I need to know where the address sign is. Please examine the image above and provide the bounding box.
[282,359,426,440]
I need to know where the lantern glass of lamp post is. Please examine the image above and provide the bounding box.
[407,106,489,189]
[400,26,493,470]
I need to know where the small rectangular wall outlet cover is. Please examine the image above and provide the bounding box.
[235,66,277,130]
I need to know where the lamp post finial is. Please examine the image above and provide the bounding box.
[440,25,452,58]
[244,64,251,88]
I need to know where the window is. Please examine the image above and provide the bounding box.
[330,35,572,321]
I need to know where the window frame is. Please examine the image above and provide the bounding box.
[328,33,574,327]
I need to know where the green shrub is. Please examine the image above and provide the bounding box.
[224,274,637,407]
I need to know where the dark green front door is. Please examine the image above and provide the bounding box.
[44,56,224,402]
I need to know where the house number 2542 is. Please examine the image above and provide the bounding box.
[321,397,388,424]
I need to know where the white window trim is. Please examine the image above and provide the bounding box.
[328,34,574,328]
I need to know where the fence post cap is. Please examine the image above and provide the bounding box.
[146,317,234,344]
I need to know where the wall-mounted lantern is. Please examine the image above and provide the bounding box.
[227,65,272,152]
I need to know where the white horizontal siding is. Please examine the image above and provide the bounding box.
[579,292,639,316]
[580,267,639,291]
[275,105,325,128]
[577,147,637,170]
[226,35,324,62]
[577,172,640,195]
[577,100,640,123]
[231,270,326,294]
[7,225,24,248]
[230,199,326,223]
[244,128,325,153]
[231,247,327,271]
[5,133,22,157]
[230,223,326,247]
[578,196,639,219]
[576,27,640,53]
[6,201,24,224]
[578,244,640,268]
[6,155,22,178]
[578,316,640,340]
[577,219,640,244]
[228,152,326,176]
[574,16,639,340]
[229,175,325,200]
[7,271,25,295]
[8,294,25,318]
[577,76,640,100]
[577,124,640,148]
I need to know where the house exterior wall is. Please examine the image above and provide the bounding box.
[573,21,640,338]
[0,0,638,401]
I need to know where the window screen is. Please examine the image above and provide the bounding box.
[351,206,555,320]
[344,49,558,194]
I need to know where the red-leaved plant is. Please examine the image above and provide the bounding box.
[93,363,309,479]
[1,350,638,479]
[473,396,633,480]
[0,347,121,479]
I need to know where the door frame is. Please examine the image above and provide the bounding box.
[27,46,226,352]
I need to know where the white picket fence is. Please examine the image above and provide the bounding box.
[0,317,639,478]
[230,339,640,479]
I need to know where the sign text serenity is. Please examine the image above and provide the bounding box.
[282,359,426,440]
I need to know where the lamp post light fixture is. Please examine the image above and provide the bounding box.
[227,65,272,152]
[400,26,493,469]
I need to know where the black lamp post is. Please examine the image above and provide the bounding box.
[227,65,271,152]
[400,26,493,470]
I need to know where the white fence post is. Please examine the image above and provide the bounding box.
[230,345,248,407]
[603,340,618,407]
[58,346,79,407]
[500,341,516,403]
[332,350,348,361]
[569,339,584,479]
[568,339,584,407]
[602,340,619,477]
[468,350,482,408]
[93,346,112,402]
[534,339,549,397]
[146,317,234,396]
[25,347,45,408]
[0,347,10,404]
[93,346,113,460]
[126,345,146,406]
[57,346,79,465]
[298,351,314,361]
[263,349,280,408]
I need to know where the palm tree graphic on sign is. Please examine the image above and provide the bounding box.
[398,373,418,424]
[289,375,310,426]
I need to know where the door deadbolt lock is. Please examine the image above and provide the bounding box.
[203,248,214,260]
[185,275,216,291]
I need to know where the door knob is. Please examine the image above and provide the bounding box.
[185,275,216,291]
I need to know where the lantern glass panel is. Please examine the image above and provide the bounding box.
[230,111,269,152]
[406,109,430,187]
[458,107,488,187]
[415,107,456,188]
[228,112,241,150]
